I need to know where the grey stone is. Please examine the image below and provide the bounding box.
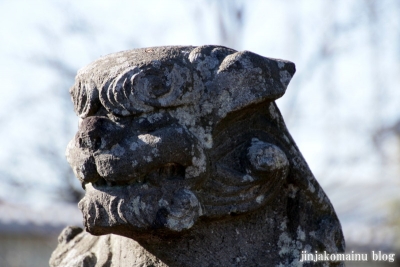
[50,45,345,267]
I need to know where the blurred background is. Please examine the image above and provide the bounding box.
[0,0,399,266]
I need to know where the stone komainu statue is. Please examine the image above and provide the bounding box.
[50,46,345,267]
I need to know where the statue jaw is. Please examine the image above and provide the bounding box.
[78,181,202,237]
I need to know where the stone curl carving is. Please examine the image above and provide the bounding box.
[51,45,345,267]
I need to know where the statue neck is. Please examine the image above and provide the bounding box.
[136,202,287,267]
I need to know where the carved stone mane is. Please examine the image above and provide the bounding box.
[50,45,345,267]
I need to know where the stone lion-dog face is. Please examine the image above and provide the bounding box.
[66,45,296,239]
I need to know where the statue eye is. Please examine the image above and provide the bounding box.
[215,138,288,169]
[202,138,289,217]
[141,75,169,98]
[247,139,289,173]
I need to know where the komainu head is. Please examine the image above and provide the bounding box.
[66,45,308,239]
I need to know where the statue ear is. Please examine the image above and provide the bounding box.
[188,45,237,80]
[212,50,296,117]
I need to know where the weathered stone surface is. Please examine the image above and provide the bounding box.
[50,45,345,266]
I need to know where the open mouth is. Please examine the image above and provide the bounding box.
[92,177,139,187]
[89,163,186,189]
[79,162,202,233]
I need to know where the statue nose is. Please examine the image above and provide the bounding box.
[76,116,116,151]
[78,132,102,151]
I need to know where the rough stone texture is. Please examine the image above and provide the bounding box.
[50,45,345,266]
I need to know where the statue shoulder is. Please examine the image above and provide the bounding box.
[50,226,168,267]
